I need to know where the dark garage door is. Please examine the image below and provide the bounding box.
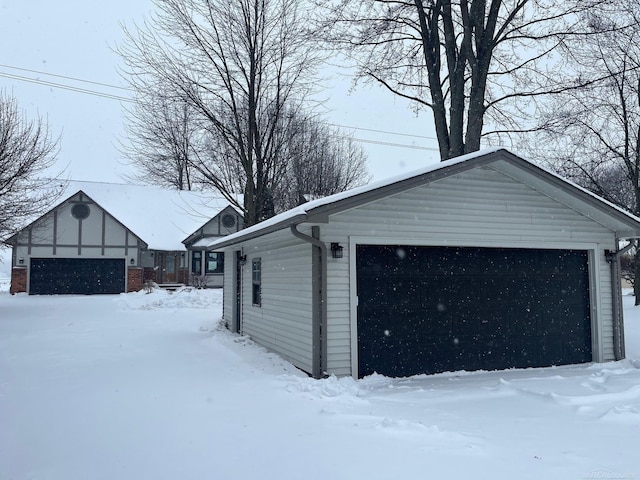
[356,245,592,378]
[30,258,126,295]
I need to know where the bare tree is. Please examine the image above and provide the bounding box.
[277,112,370,210]
[176,102,371,212]
[0,91,63,245]
[121,87,199,191]
[119,0,323,225]
[317,0,631,160]
[529,2,640,301]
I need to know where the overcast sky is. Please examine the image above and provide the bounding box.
[0,0,440,184]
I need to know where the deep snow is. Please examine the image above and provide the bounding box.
[1,284,639,480]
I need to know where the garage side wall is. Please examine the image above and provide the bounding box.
[225,228,315,374]
[320,166,617,376]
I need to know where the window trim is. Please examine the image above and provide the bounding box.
[191,250,203,274]
[252,258,261,306]
[205,251,224,275]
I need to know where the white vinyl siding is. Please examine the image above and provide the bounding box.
[235,229,315,374]
[220,165,620,377]
[320,166,617,375]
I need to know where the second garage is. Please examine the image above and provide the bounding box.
[356,245,592,378]
[29,258,126,295]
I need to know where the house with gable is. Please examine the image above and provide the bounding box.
[7,181,243,295]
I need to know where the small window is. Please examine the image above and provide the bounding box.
[71,203,90,220]
[222,213,236,229]
[252,258,261,306]
[191,251,202,274]
[205,251,224,274]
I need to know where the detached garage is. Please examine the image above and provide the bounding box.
[207,149,640,379]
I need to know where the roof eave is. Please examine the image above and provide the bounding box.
[207,213,309,250]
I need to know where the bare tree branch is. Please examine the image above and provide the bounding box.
[0,91,64,245]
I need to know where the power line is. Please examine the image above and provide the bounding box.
[0,63,132,92]
[0,71,133,102]
[328,122,437,141]
[0,64,439,151]
[349,136,439,151]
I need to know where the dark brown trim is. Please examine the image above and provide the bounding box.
[290,224,327,379]
[77,216,82,255]
[101,210,106,256]
[53,209,57,255]
[9,242,141,249]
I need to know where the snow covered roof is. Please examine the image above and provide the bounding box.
[205,148,640,250]
[58,181,232,251]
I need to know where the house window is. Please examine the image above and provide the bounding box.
[192,251,202,274]
[252,258,261,306]
[222,213,236,229]
[205,251,224,274]
[71,203,90,220]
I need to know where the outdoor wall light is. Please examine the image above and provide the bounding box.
[239,254,247,266]
[130,258,135,265]
[18,257,24,265]
[331,243,344,259]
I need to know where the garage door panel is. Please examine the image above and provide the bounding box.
[507,308,540,337]
[357,245,592,378]
[30,258,125,295]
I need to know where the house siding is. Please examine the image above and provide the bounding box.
[10,192,143,294]
[225,228,315,374]
[319,166,617,376]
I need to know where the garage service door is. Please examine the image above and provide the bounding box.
[30,258,126,295]
[356,246,592,378]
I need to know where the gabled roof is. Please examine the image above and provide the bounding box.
[205,148,640,250]
[9,181,233,251]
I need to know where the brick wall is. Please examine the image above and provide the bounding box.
[10,267,27,294]
[178,267,189,284]
[143,267,157,283]
[127,267,144,293]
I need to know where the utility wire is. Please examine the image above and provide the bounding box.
[0,64,439,151]
[0,63,133,92]
[328,122,437,141]
[349,136,439,151]
[0,71,133,102]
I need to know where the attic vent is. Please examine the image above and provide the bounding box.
[222,214,236,229]
[72,203,90,220]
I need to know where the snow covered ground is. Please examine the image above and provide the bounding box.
[1,285,639,480]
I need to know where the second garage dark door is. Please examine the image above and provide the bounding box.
[30,258,126,295]
[356,245,592,378]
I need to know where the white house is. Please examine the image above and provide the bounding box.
[7,181,242,294]
[205,149,640,379]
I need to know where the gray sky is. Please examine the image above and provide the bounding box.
[0,0,439,184]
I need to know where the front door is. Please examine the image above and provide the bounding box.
[165,254,176,283]
[157,253,179,283]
